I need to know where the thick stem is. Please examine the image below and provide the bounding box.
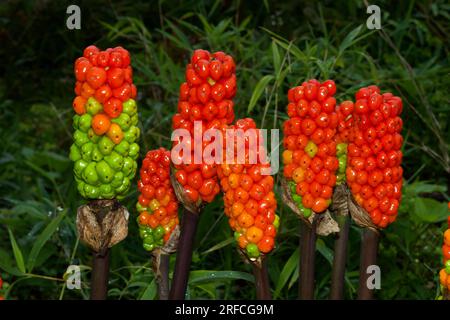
[169,208,199,300]
[252,259,272,300]
[330,214,350,300]
[357,228,380,300]
[156,253,170,300]
[298,219,317,300]
[90,249,110,300]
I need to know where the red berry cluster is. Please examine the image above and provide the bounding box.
[217,118,279,258]
[172,49,236,204]
[345,85,403,228]
[282,80,339,214]
[73,45,137,117]
[137,148,179,248]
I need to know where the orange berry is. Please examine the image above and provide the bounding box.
[282,150,293,164]
[148,215,159,228]
[106,123,123,144]
[312,197,328,213]
[73,96,87,114]
[228,173,240,188]
[238,213,254,228]
[246,226,263,243]
[138,211,151,225]
[185,185,199,202]
[292,167,305,183]
[444,229,450,247]
[238,235,248,248]
[258,236,274,253]
[92,113,111,135]
[231,202,244,217]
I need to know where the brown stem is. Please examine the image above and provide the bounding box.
[298,218,317,300]
[156,253,170,300]
[330,214,350,300]
[169,208,199,300]
[357,228,380,300]
[252,258,271,300]
[90,249,110,300]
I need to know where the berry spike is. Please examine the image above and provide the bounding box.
[171,49,236,207]
[346,85,403,228]
[70,45,140,200]
[136,148,179,252]
[71,45,138,300]
[283,79,339,217]
[217,118,279,261]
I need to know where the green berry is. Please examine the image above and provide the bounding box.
[246,243,260,259]
[69,144,81,162]
[86,97,102,115]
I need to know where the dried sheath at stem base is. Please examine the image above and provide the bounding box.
[77,199,129,300]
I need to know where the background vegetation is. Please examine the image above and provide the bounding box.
[0,0,449,300]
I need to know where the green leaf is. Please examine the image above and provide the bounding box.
[201,237,234,255]
[189,270,254,285]
[274,248,299,298]
[339,25,363,54]
[0,248,24,276]
[247,75,274,114]
[8,228,26,273]
[316,239,333,264]
[27,212,66,272]
[140,279,157,300]
[272,41,281,76]
[413,198,448,223]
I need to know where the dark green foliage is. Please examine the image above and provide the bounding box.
[0,0,448,299]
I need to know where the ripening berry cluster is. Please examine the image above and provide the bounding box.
[346,85,403,228]
[334,100,355,185]
[70,45,140,200]
[172,49,236,204]
[136,148,179,251]
[439,217,450,294]
[218,118,279,259]
[282,80,339,217]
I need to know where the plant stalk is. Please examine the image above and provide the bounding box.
[90,249,110,300]
[330,214,350,300]
[298,218,317,300]
[357,228,380,300]
[156,253,170,300]
[169,208,199,300]
[252,258,271,299]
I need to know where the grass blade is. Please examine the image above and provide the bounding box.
[274,248,299,298]
[27,211,66,272]
[8,228,26,273]
[247,75,274,114]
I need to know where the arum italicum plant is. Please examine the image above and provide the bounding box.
[169,49,236,299]
[136,148,180,300]
[70,45,140,300]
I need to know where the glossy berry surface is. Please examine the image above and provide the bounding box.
[136,148,179,251]
[345,85,403,228]
[217,118,279,259]
[172,49,236,204]
[70,45,139,200]
[283,79,339,216]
